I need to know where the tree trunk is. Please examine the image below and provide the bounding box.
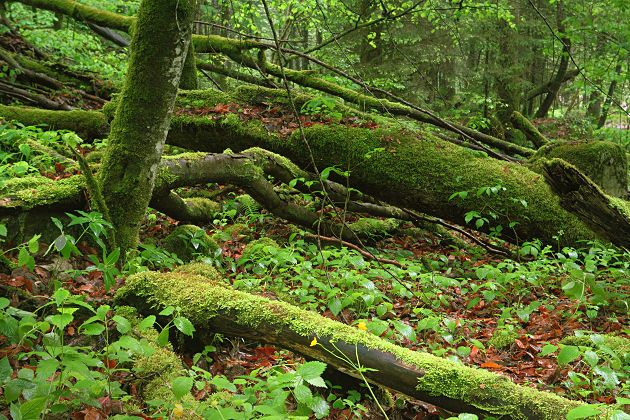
[97,0,196,251]
[534,1,571,119]
[114,267,592,419]
[597,63,622,129]
[0,87,615,247]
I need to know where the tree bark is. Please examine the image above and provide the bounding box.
[542,159,630,247]
[597,63,622,129]
[534,1,571,119]
[97,0,196,251]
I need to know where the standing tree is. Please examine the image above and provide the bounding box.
[98,0,197,251]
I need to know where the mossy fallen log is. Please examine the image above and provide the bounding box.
[531,141,628,198]
[510,111,549,148]
[0,105,109,140]
[0,98,600,246]
[541,158,630,247]
[114,266,598,419]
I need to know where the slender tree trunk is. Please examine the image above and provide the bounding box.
[535,1,570,118]
[597,63,622,128]
[98,0,196,251]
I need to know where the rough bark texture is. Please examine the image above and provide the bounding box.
[530,141,628,198]
[542,159,630,247]
[114,266,594,419]
[97,0,196,250]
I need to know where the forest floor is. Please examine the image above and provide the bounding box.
[2,178,628,418]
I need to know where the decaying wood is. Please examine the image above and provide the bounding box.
[542,158,630,247]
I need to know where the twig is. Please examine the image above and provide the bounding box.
[304,233,405,268]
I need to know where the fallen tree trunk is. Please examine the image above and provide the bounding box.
[0,90,608,246]
[542,159,630,247]
[114,266,596,419]
[7,0,533,159]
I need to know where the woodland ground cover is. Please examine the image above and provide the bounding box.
[0,0,629,418]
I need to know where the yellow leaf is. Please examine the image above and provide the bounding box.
[357,322,367,331]
[310,337,317,346]
[173,403,184,418]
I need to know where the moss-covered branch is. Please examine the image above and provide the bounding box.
[115,267,598,419]
[510,111,548,148]
[0,105,109,140]
[7,0,133,31]
[0,93,601,246]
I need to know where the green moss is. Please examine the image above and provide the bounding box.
[85,150,104,163]
[175,89,234,109]
[173,262,223,282]
[183,197,222,220]
[530,141,628,197]
[242,147,305,179]
[609,196,630,220]
[276,125,595,246]
[97,0,196,251]
[0,175,85,209]
[22,0,133,31]
[115,271,588,419]
[488,327,519,349]
[162,225,219,262]
[0,105,109,140]
[179,43,198,90]
[349,217,400,239]
[223,223,253,240]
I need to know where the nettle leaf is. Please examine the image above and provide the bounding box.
[0,356,12,382]
[112,315,131,334]
[309,396,330,419]
[49,314,73,330]
[81,322,105,336]
[157,327,170,347]
[566,405,603,420]
[539,344,558,357]
[138,315,156,331]
[18,396,47,420]
[173,317,195,336]
[171,376,193,400]
[297,361,327,381]
[293,383,313,404]
[557,345,581,366]
[327,298,342,316]
[159,306,175,316]
[212,376,236,392]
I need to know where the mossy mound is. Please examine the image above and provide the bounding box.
[530,141,628,197]
[183,197,222,220]
[239,237,279,262]
[162,224,219,262]
[489,328,519,349]
[174,262,223,282]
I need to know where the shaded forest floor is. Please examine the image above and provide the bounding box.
[2,172,629,418]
